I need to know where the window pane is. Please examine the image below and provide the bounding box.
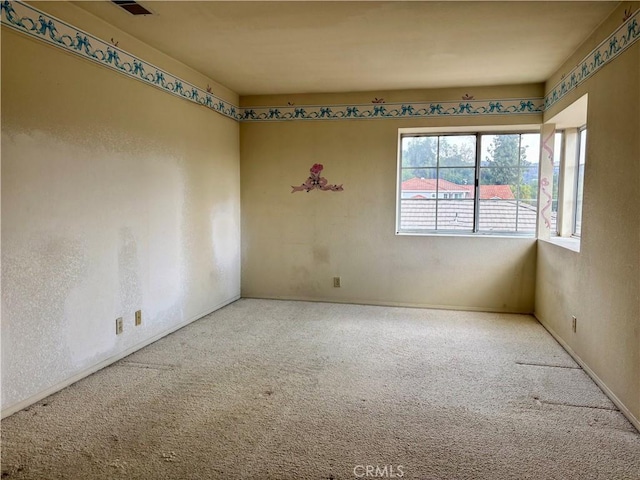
[401,136,438,168]
[550,132,563,234]
[480,132,521,193]
[435,169,474,231]
[478,133,539,234]
[478,200,517,232]
[520,134,540,167]
[520,165,539,205]
[574,129,587,236]
[436,199,474,231]
[438,135,476,167]
[516,202,538,233]
[400,198,436,231]
[481,134,520,168]
[400,169,438,198]
[438,167,475,193]
[479,167,518,193]
[519,134,540,233]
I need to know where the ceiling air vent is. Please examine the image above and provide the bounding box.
[111,1,152,16]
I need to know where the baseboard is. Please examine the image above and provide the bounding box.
[1,294,240,419]
[535,313,640,433]
[241,294,534,315]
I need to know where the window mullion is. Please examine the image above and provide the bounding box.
[557,132,565,236]
[573,126,586,236]
[515,134,521,232]
[473,133,481,233]
[435,136,440,230]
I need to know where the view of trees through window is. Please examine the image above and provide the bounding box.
[399,132,540,234]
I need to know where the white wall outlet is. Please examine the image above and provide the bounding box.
[116,317,123,335]
[333,276,341,288]
[572,315,577,333]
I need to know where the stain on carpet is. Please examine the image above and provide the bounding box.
[516,361,581,369]
[116,361,176,371]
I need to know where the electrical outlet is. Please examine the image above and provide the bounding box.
[116,317,123,335]
[333,276,341,288]
[572,316,577,333]
[135,310,142,326]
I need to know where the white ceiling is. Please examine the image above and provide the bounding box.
[73,1,619,96]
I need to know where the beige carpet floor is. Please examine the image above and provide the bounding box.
[2,299,639,479]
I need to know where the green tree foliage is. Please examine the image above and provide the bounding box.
[401,136,475,184]
[438,137,475,185]
[482,135,529,186]
[520,180,538,203]
[401,136,437,181]
[483,134,541,205]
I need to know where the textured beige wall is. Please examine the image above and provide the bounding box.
[1,23,240,413]
[241,84,543,107]
[28,1,238,105]
[536,2,640,425]
[240,93,540,312]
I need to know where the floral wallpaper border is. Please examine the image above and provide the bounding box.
[2,1,638,122]
[544,7,639,110]
[240,98,543,121]
[0,0,240,120]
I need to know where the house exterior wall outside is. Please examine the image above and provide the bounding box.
[240,95,541,312]
[537,2,640,426]
[1,14,241,414]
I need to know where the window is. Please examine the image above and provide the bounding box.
[574,128,587,236]
[397,131,540,235]
[479,134,539,233]
[541,94,587,250]
[550,131,564,235]
[398,135,475,232]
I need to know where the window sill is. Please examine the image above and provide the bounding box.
[396,231,536,239]
[540,235,581,252]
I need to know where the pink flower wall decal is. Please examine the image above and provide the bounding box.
[310,163,323,175]
[291,163,344,193]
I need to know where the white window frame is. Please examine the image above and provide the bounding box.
[573,126,587,237]
[396,125,541,237]
[550,130,565,236]
[544,94,588,251]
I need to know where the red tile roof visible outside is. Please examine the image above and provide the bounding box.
[477,185,515,200]
[401,178,515,200]
[401,177,467,192]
